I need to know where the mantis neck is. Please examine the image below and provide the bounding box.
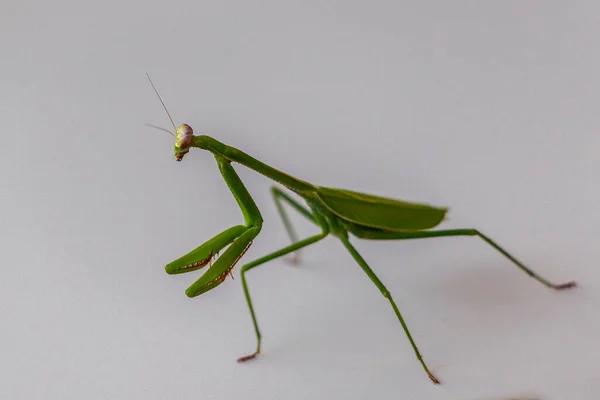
[193,135,315,193]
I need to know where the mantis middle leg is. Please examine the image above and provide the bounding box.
[340,237,441,384]
[271,186,315,264]
[237,213,329,362]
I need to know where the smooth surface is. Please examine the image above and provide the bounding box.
[2,1,600,399]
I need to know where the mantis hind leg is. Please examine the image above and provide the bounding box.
[238,223,329,362]
[340,237,440,384]
[271,186,317,264]
[349,226,576,290]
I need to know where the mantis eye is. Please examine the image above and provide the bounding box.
[176,124,194,138]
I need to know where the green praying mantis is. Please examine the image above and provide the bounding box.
[147,74,576,384]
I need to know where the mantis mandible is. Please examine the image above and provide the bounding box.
[147,74,576,384]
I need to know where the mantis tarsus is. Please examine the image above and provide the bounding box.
[147,74,576,384]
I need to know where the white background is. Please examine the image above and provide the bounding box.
[2,1,600,399]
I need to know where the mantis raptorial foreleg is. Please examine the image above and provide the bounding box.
[237,228,329,362]
[165,225,247,274]
[340,237,441,384]
[271,186,316,264]
[349,227,576,290]
[165,156,263,296]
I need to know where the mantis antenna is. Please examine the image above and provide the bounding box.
[145,123,175,137]
[146,72,177,137]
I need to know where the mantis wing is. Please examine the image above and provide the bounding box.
[315,186,447,231]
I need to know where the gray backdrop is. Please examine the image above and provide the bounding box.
[2,1,600,399]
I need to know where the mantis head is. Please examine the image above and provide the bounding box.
[146,73,195,162]
[174,123,193,161]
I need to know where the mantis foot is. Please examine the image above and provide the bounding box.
[237,352,259,363]
[427,371,441,385]
[550,281,577,290]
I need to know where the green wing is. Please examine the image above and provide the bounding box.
[315,186,447,231]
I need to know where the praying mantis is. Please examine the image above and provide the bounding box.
[147,74,576,384]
